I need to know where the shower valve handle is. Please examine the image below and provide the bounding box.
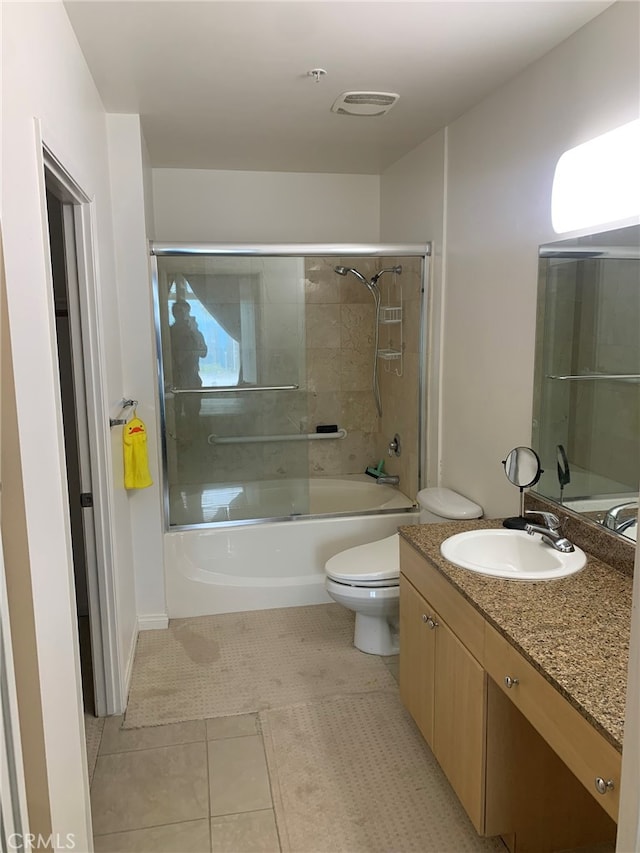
[388,434,401,457]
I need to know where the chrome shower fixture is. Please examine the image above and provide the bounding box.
[333,265,370,288]
[333,263,403,418]
[371,265,402,286]
[334,265,402,289]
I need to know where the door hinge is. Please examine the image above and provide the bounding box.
[80,492,93,508]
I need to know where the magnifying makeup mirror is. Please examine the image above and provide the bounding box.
[557,443,571,504]
[502,446,543,529]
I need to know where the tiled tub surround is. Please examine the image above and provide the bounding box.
[398,518,632,751]
[304,256,422,490]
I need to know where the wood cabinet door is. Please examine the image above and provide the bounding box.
[433,617,487,834]
[399,576,436,747]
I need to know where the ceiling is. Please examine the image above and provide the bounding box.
[64,0,614,174]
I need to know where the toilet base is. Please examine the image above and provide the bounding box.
[354,612,399,656]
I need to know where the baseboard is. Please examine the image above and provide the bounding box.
[122,623,139,713]
[138,613,170,631]
[119,615,168,713]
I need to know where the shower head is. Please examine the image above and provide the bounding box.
[334,265,370,288]
[370,265,402,286]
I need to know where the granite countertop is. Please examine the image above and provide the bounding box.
[399,518,632,752]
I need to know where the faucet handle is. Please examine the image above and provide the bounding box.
[525,510,561,531]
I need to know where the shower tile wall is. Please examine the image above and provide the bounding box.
[305,257,379,477]
[304,256,422,500]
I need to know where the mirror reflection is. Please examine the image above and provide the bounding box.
[532,225,640,543]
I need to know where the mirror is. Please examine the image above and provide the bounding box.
[502,446,542,529]
[532,224,640,543]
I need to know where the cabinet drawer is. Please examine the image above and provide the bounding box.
[485,622,621,822]
[399,538,484,662]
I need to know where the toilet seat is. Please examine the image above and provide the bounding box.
[325,533,399,587]
[325,578,399,601]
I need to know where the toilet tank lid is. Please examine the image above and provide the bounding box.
[417,487,483,519]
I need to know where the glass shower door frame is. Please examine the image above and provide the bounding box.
[151,243,431,530]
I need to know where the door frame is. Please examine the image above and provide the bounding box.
[42,143,122,715]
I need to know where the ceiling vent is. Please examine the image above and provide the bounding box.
[331,91,400,117]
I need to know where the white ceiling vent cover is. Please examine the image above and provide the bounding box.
[331,91,400,117]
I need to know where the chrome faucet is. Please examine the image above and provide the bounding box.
[602,500,638,533]
[524,510,575,553]
[377,474,399,486]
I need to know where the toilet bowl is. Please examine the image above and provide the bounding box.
[325,488,483,655]
[325,533,401,655]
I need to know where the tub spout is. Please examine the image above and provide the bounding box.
[377,475,399,486]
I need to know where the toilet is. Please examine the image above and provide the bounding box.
[324,487,483,655]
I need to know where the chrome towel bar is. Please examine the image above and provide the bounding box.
[110,398,138,427]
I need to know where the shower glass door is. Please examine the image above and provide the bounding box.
[153,247,428,528]
[156,255,309,524]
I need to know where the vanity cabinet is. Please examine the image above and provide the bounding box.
[399,576,486,833]
[399,537,618,852]
[484,622,621,823]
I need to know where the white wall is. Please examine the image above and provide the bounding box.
[382,1,640,518]
[141,131,156,241]
[442,1,639,518]
[106,115,167,630]
[380,129,447,487]
[2,1,139,844]
[152,168,380,242]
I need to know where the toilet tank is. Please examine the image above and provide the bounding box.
[417,487,483,523]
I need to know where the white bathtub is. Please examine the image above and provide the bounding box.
[165,476,417,617]
[169,474,413,525]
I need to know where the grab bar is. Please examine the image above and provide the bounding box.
[208,428,347,445]
[547,374,640,381]
[170,384,299,394]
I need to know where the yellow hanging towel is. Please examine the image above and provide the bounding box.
[123,416,153,490]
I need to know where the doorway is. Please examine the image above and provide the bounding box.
[44,177,107,718]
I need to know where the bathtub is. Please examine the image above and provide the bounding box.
[165,476,417,617]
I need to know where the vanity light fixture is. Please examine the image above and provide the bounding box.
[551,118,640,233]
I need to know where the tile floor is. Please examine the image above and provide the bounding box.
[88,656,399,852]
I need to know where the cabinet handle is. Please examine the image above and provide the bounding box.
[422,613,429,623]
[426,617,439,630]
[594,777,615,795]
[504,675,519,689]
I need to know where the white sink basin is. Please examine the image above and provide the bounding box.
[440,529,586,581]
